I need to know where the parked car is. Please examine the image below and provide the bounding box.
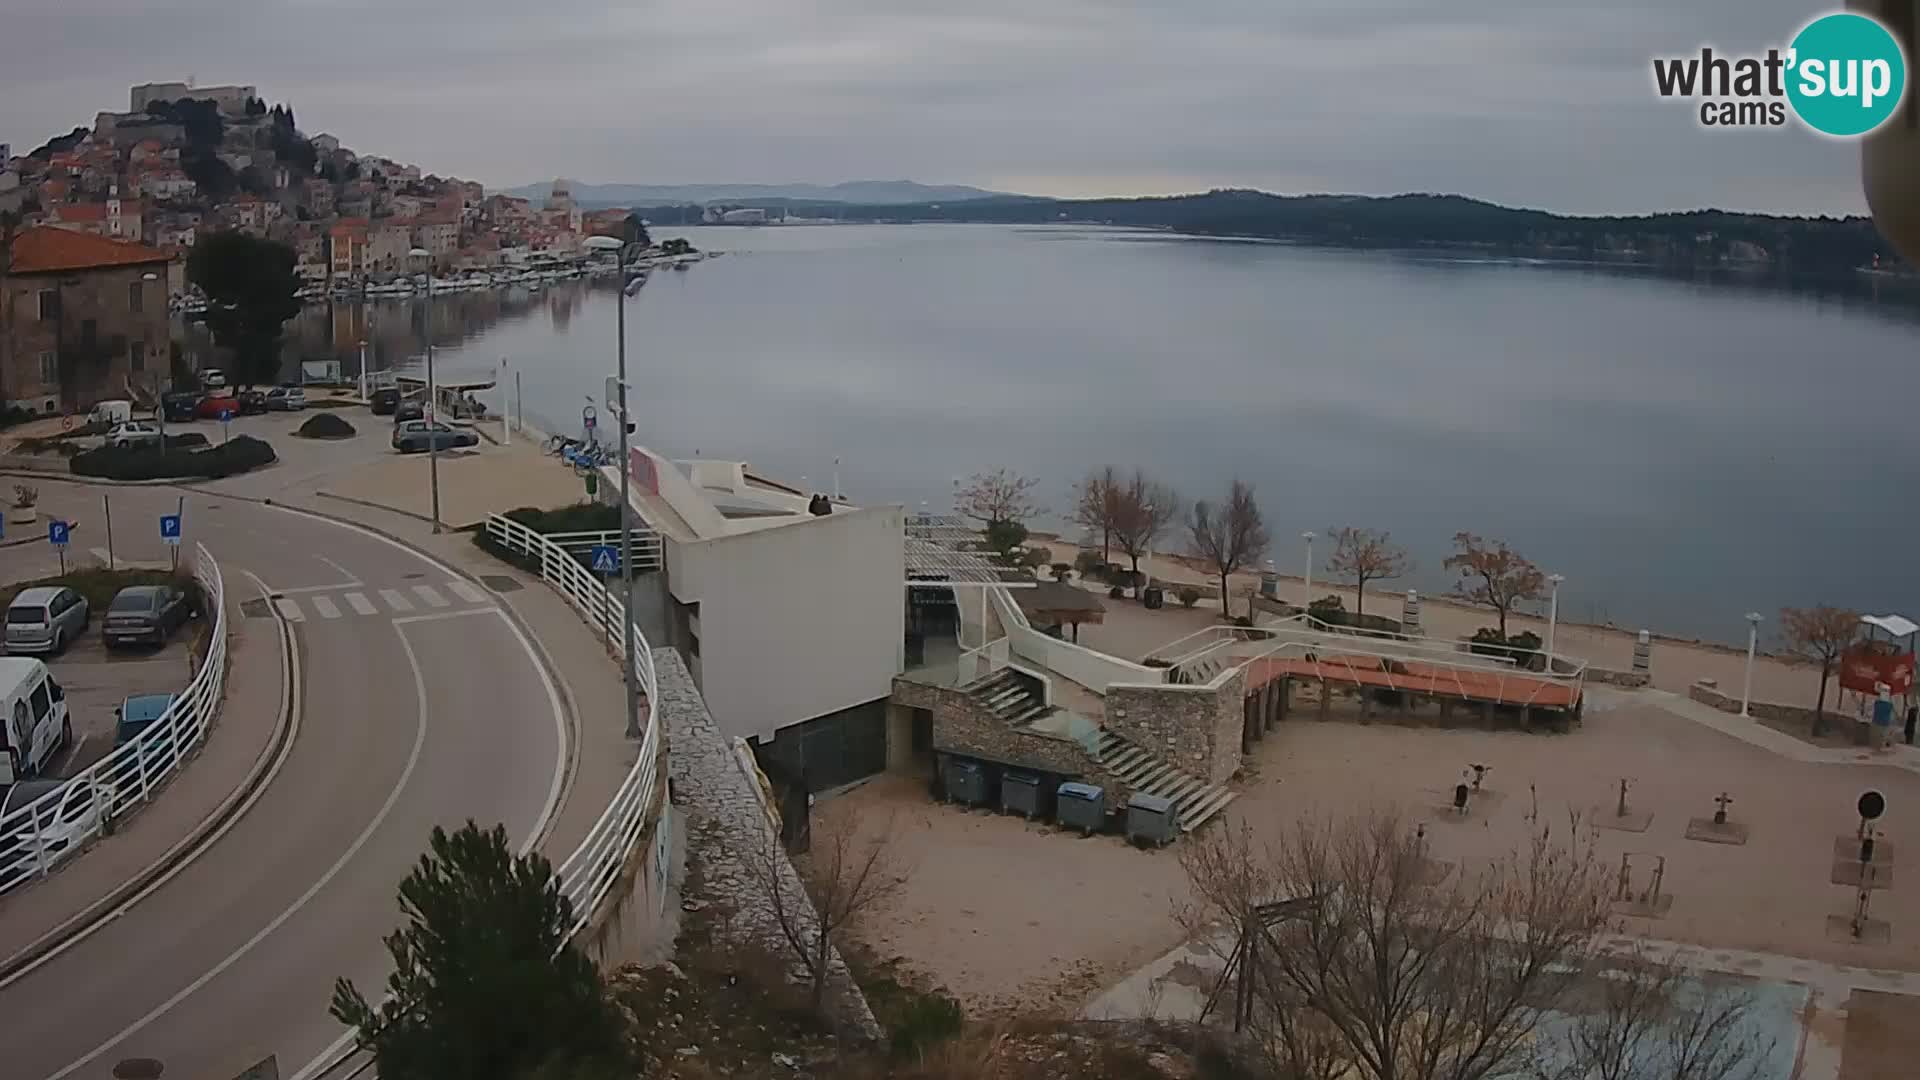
[0,776,115,886]
[237,389,270,415]
[0,658,69,781]
[161,391,202,423]
[394,396,426,423]
[4,587,88,656]
[105,421,163,449]
[264,386,308,411]
[201,368,228,389]
[369,388,401,416]
[102,585,191,649]
[195,392,239,420]
[393,420,479,454]
[114,692,177,748]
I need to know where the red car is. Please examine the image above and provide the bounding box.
[195,393,238,419]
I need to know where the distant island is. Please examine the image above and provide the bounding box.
[631,189,1908,282]
[502,179,1013,208]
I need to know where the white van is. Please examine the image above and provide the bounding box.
[88,399,133,427]
[0,658,70,783]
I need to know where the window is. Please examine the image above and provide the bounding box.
[37,290,58,321]
[38,352,56,385]
[28,680,50,722]
[128,280,144,313]
[130,339,145,372]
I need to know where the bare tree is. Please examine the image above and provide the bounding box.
[1325,526,1414,618]
[1536,944,1771,1080]
[1443,532,1546,638]
[1071,465,1123,564]
[1110,469,1180,585]
[953,468,1040,527]
[1778,605,1859,737]
[742,813,909,1014]
[1188,479,1269,621]
[1178,810,1614,1080]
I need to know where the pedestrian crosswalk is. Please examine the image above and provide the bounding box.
[270,581,493,622]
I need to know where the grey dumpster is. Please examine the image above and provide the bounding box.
[1057,781,1105,835]
[1001,770,1043,818]
[1127,792,1179,847]
[945,759,990,807]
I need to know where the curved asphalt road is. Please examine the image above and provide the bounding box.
[0,487,566,1080]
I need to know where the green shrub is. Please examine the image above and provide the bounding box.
[1019,547,1050,571]
[1469,627,1544,667]
[0,404,36,430]
[887,990,965,1060]
[984,519,1028,559]
[295,412,356,439]
[1073,551,1103,577]
[1178,587,1201,608]
[70,435,276,481]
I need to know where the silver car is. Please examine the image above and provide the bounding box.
[4,587,89,656]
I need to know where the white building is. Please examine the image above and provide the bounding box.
[606,447,906,786]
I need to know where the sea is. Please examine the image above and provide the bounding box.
[261,223,1920,644]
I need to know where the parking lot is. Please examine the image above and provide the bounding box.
[38,627,200,778]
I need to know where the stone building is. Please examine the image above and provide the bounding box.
[1,227,173,413]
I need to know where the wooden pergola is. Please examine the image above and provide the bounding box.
[1016,581,1107,642]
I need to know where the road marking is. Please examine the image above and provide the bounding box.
[378,588,413,612]
[272,597,304,622]
[48,607,431,1080]
[309,595,341,620]
[392,607,498,626]
[411,584,450,608]
[313,554,361,587]
[343,592,377,616]
[447,579,487,605]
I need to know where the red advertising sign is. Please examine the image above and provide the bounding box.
[1840,642,1916,695]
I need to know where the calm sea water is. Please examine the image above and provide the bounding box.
[322,224,1920,643]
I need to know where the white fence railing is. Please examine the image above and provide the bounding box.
[0,542,228,895]
[989,585,1161,695]
[541,528,664,572]
[482,512,660,934]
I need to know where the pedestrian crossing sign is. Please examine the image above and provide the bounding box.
[590,545,619,574]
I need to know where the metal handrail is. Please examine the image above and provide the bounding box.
[0,542,227,896]
[481,512,661,935]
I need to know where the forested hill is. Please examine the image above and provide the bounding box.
[657,190,1899,278]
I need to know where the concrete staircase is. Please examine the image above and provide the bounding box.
[1094,730,1238,831]
[1171,654,1227,685]
[965,669,1053,726]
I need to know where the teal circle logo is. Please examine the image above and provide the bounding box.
[1786,12,1908,137]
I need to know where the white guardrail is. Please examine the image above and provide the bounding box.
[483,512,660,935]
[0,541,227,895]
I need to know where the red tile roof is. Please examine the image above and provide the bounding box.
[7,225,171,274]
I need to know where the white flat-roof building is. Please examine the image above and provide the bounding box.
[605,446,906,787]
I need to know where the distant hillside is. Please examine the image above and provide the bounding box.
[501,179,1012,207]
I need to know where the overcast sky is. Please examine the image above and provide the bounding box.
[0,0,1875,215]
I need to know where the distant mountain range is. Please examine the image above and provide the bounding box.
[500,179,1013,207]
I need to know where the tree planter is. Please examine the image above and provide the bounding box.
[6,505,36,528]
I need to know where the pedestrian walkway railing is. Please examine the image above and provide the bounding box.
[481,511,661,935]
[0,541,228,897]
[540,528,664,572]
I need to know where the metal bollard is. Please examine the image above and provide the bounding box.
[1632,629,1651,673]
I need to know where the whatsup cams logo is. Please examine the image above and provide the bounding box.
[1652,11,1909,136]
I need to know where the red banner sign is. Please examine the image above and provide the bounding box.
[1840,643,1916,695]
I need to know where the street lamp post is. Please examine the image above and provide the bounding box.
[1545,573,1566,669]
[408,249,441,533]
[1741,612,1764,718]
[1302,531,1316,607]
[585,234,647,738]
[1141,503,1154,600]
[139,271,165,448]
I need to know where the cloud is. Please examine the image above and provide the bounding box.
[0,0,1870,213]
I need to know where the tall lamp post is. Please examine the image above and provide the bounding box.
[1741,612,1764,718]
[1301,531,1316,607]
[1141,503,1155,600]
[407,249,441,532]
[138,271,165,446]
[1544,573,1565,669]
[584,232,648,738]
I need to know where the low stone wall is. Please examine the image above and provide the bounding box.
[897,676,1100,779]
[1105,667,1245,785]
[664,651,882,1042]
[1688,678,1819,729]
[1586,667,1650,689]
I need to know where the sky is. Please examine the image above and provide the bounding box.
[0,0,1880,215]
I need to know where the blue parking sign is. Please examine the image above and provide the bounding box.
[48,520,69,547]
[589,545,619,574]
[160,514,182,545]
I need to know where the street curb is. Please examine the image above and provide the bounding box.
[311,489,440,528]
[0,568,299,984]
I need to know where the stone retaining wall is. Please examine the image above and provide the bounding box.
[662,650,882,1042]
[1688,678,1819,729]
[1586,667,1650,689]
[897,676,1105,780]
[1105,668,1245,785]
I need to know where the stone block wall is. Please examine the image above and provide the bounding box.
[1105,667,1246,785]
[1587,667,1651,689]
[1688,679,1820,729]
[895,675,1098,778]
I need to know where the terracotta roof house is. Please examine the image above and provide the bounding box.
[2,226,174,412]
